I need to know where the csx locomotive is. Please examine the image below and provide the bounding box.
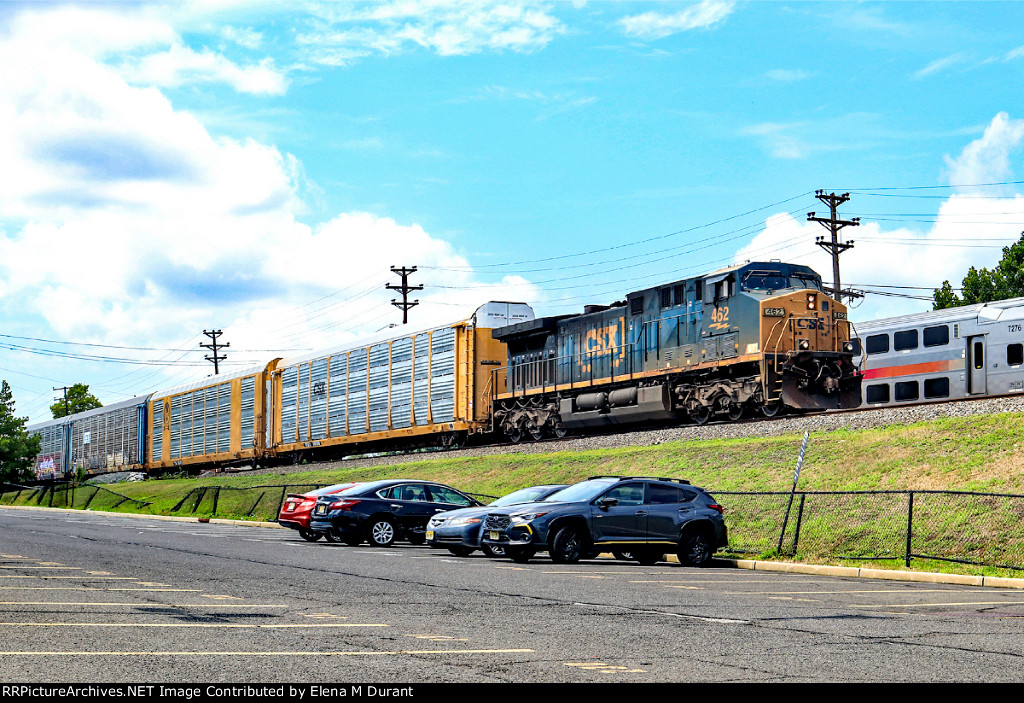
[490,261,862,441]
[26,261,862,478]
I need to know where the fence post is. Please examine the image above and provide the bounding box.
[777,431,810,554]
[905,491,914,568]
[791,494,807,556]
[212,487,221,516]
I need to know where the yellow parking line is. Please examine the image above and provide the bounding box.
[0,588,200,592]
[0,566,80,570]
[0,576,138,580]
[854,601,1024,609]
[0,602,288,608]
[0,623,388,628]
[724,589,975,595]
[0,649,534,656]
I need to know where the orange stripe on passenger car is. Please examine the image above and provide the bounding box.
[860,359,964,381]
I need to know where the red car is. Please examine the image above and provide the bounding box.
[278,483,360,541]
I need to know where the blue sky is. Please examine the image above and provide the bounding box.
[2,1,1024,423]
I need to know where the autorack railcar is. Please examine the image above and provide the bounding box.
[489,261,861,441]
[26,395,152,480]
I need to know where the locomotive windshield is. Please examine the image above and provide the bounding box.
[741,269,823,292]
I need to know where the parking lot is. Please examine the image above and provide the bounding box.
[2,508,1023,682]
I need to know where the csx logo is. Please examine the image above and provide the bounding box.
[796,318,828,332]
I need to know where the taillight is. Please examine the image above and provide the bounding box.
[329,499,362,511]
[708,503,724,514]
[300,500,314,508]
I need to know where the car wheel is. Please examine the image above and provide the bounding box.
[550,527,584,564]
[342,534,363,547]
[634,551,664,566]
[369,518,396,547]
[481,544,505,558]
[679,531,714,567]
[299,529,322,542]
[506,547,535,563]
[323,530,339,543]
[611,550,634,561]
[447,546,474,558]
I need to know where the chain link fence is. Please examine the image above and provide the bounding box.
[717,489,1024,571]
[4,481,1023,571]
[0,481,151,511]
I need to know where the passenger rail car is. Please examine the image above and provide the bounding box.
[854,297,1024,408]
[490,262,861,440]
[26,395,151,480]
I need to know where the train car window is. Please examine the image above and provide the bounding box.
[895,381,919,402]
[923,325,949,347]
[740,271,787,291]
[661,288,672,308]
[866,384,890,404]
[973,341,984,370]
[694,279,703,302]
[924,377,950,399]
[893,329,918,351]
[1009,343,1023,366]
[674,284,686,306]
[789,275,822,291]
[850,338,863,356]
[865,334,889,355]
[630,297,644,316]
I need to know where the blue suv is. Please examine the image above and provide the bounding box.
[480,476,727,566]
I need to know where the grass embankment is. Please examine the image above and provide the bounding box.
[4,412,1024,577]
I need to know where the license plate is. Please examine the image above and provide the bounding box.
[314,506,325,515]
[489,530,501,540]
[426,530,434,540]
[285,502,296,511]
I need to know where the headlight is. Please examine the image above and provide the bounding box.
[428,516,446,527]
[511,511,549,523]
[446,517,482,527]
[807,294,817,310]
[843,341,855,353]
[799,339,810,350]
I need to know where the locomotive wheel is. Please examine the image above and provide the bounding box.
[726,403,744,422]
[761,402,782,418]
[551,423,568,439]
[507,425,524,444]
[526,419,543,441]
[691,405,711,425]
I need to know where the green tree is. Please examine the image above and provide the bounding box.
[50,383,102,419]
[0,380,40,483]
[934,232,1024,309]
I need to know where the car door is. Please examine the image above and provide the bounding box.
[381,483,433,535]
[590,482,648,546]
[645,483,698,545]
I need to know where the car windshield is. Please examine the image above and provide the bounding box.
[542,480,616,503]
[491,486,556,507]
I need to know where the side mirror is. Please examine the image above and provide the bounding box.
[597,497,618,511]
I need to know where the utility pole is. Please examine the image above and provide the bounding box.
[53,386,70,418]
[807,190,862,303]
[200,329,229,375]
[386,266,423,325]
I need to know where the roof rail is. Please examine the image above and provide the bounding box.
[586,475,691,484]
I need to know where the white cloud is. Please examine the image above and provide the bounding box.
[119,45,289,95]
[617,0,734,40]
[765,69,814,83]
[298,0,566,63]
[0,2,540,415]
[734,113,1024,320]
[944,112,1024,190]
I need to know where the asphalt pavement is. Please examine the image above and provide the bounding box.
[2,508,1022,683]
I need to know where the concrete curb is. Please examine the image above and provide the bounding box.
[5,504,1023,589]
